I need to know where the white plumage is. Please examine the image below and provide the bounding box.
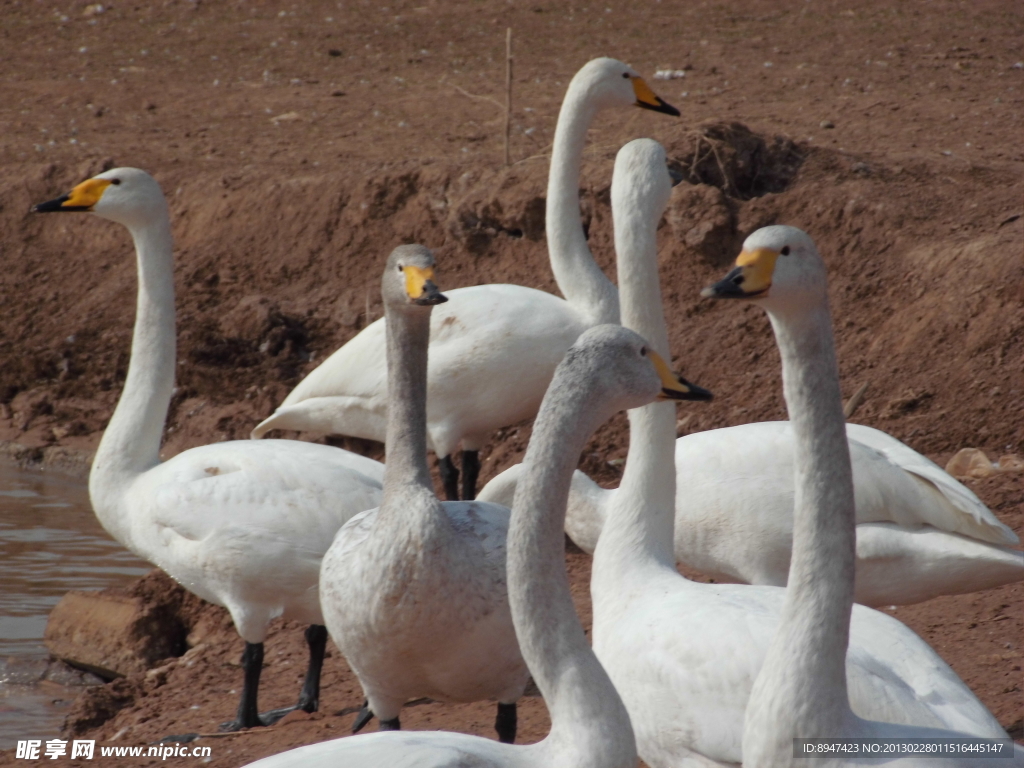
[579,141,1014,768]
[709,225,1024,767]
[33,168,384,730]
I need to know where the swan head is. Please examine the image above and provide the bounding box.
[568,325,712,413]
[33,167,168,229]
[612,138,673,230]
[574,57,680,116]
[383,244,447,308]
[701,225,825,311]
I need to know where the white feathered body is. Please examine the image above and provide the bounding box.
[252,285,589,456]
[94,439,383,642]
[321,489,529,720]
[243,730,531,768]
[479,421,1023,606]
[592,567,1010,768]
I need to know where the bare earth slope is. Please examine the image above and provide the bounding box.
[0,0,1020,764]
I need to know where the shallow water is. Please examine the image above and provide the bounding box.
[0,463,148,748]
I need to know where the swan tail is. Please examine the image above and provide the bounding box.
[247,398,387,444]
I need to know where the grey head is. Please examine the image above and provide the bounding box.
[559,325,712,419]
[381,244,447,310]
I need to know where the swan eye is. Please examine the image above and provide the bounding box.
[780,246,790,256]
[622,72,630,79]
[111,178,121,185]
[639,346,647,357]
[397,265,404,272]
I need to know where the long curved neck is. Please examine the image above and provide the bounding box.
[593,179,676,580]
[90,210,176,536]
[381,303,434,503]
[546,82,619,326]
[745,300,857,755]
[510,374,634,764]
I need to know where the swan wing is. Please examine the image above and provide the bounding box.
[845,603,1008,738]
[846,423,1018,545]
[136,440,382,606]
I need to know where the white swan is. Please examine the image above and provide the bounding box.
[249,57,680,501]
[319,245,528,742]
[245,324,695,768]
[33,169,385,732]
[579,140,1013,768]
[706,225,1024,767]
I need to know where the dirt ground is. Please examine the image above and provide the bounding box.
[0,0,1022,764]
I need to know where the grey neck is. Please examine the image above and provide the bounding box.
[381,302,434,501]
[509,367,634,762]
[546,85,620,326]
[751,299,857,735]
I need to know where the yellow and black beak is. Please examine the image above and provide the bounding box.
[701,247,780,300]
[32,178,113,213]
[404,265,447,306]
[632,76,681,117]
[650,351,713,402]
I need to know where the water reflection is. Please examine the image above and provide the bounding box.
[0,463,148,748]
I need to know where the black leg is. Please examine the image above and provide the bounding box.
[219,642,264,731]
[461,450,480,501]
[379,716,401,731]
[351,700,374,733]
[438,455,460,501]
[255,623,330,726]
[296,624,328,712]
[495,702,517,744]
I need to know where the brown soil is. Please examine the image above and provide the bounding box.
[0,0,1022,764]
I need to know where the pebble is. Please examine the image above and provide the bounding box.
[820,119,835,129]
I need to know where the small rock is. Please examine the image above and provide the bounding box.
[945,448,998,479]
[996,454,1024,473]
[820,119,835,129]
